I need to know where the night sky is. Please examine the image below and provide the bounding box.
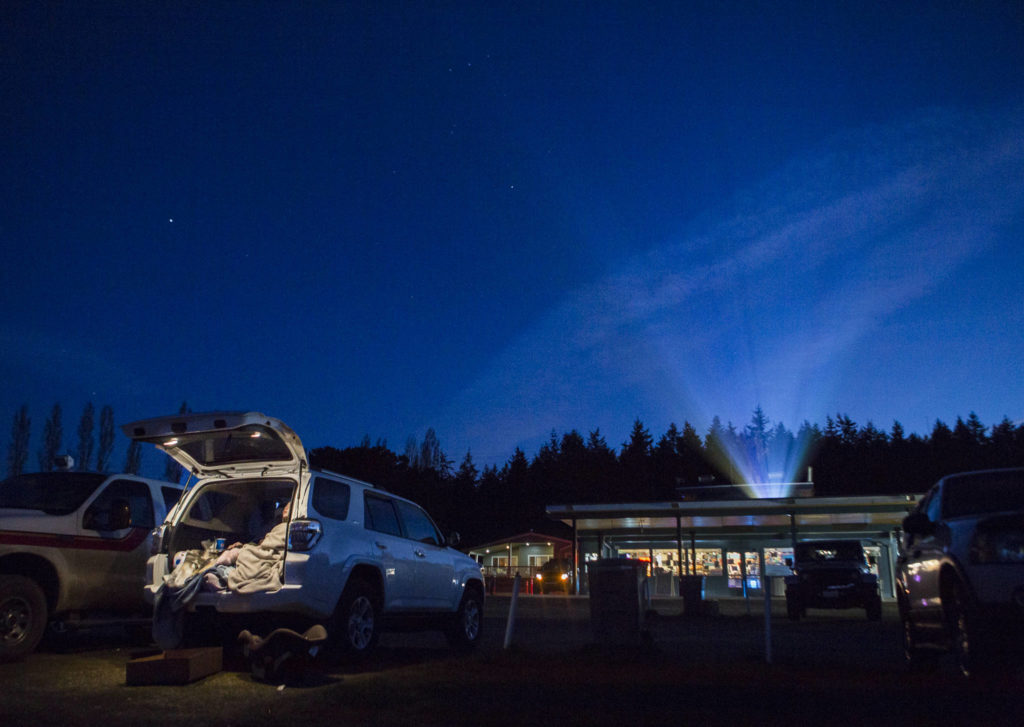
[3,2,1023,474]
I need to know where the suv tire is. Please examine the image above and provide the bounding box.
[446,588,483,651]
[0,575,48,663]
[901,610,938,672]
[335,578,381,658]
[949,579,991,678]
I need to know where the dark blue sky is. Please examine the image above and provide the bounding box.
[3,1,1023,474]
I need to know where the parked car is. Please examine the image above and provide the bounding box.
[535,558,574,594]
[123,411,484,657]
[0,469,183,661]
[784,539,882,620]
[896,468,1024,676]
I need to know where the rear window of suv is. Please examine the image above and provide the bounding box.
[312,477,350,520]
[944,470,1024,518]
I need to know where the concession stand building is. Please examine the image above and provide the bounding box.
[545,485,923,600]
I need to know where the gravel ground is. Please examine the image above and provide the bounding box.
[1,595,1021,726]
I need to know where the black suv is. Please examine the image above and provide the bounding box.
[785,539,882,620]
[897,468,1024,676]
[534,558,574,594]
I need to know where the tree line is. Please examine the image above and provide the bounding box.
[4,401,188,483]
[6,402,1024,548]
[310,408,1024,548]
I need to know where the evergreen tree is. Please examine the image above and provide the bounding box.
[76,402,95,471]
[585,429,618,502]
[744,406,770,482]
[96,405,115,472]
[404,435,420,469]
[652,422,682,497]
[418,428,451,475]
[454,450,479,487]
[620,418,654,499]
[7,405,31,477]
[124,440,142,475]
[37,403,63,471]
[990,417,1018,467]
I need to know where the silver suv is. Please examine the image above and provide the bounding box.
[897,468,1024,676]
[124,411,484,657]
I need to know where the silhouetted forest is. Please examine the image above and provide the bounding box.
[310,409,1024,548]
[8,402,1023,549]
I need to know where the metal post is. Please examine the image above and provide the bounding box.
[676,516,685,586]
[572,518,579,595]
[741,551,750,616]
[764,575,773,664]
[504,573,521,650]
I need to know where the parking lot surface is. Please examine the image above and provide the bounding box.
[2,595,1022,726]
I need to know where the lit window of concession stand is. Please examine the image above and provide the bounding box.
[545,489,921,600]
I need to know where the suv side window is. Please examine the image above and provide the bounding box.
[312,477,351,521]
[364,494,401,536]
[395,500,442,545]
[85,479,154,531]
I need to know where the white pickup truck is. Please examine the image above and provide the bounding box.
[0,470,183,661]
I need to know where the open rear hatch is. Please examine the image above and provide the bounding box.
[122,411,307,478]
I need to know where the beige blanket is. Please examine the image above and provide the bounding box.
[226,521,287,594]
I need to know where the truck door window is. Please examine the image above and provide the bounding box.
[85,479,154,530]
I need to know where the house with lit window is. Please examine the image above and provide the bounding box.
[466,532,573,594]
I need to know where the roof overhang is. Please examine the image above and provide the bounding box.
[546,494,923,539]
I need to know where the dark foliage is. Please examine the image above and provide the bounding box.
[310,411,1024,549]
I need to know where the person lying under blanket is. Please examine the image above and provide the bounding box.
[152,501,292,649]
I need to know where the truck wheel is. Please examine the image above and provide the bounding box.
[445,588,483,652]
[333,578,380,658]
[0,575,48,662]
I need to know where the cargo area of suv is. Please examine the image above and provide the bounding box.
[124,411,485,658]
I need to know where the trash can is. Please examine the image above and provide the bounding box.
[587,558,651,645]
[680,575,706,616]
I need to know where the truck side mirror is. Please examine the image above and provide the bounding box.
[785,557,793,568]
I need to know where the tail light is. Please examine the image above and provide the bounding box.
[288,519,322,551]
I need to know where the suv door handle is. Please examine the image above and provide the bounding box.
[375,541,388,550]
[414,549,426,558]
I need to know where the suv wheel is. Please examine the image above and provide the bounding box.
[0,575,48,662]
[445,588,483,652]
[901,611,938,672]
[949,580,990,678]
[335,579,380,657]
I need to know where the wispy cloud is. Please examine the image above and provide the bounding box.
[439,107,1024,461]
